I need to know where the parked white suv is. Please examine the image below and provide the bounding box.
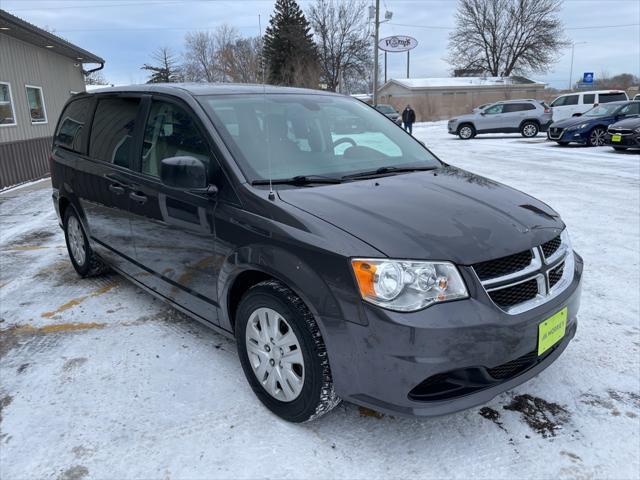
[550,90,628,121]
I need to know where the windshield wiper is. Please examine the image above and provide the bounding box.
[342,165,437,180]
[251,175,343,186]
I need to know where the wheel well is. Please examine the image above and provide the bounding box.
[59,196,70,222]
[227,270,273,331]
[520,119,540,128]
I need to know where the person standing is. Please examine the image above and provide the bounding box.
[402,104,416,135]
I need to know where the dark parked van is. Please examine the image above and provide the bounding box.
[51,84,583,422]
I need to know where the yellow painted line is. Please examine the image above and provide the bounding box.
[6,322,106,334]
[41,283,118,318]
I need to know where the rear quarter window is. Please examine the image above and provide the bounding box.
[89,97,141,168]
[54,97,93,153]
[599,93,628,103]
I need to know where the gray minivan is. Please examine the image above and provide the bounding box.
[51,84,583,422]
[448,99,553,139]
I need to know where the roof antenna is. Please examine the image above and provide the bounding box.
[259,14,275,201]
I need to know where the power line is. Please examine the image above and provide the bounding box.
[387,21,639,31]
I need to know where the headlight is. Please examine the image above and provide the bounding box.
[351,259,468,312]
[568,123,589,131]
[634,126,640,133]
[449,118,458,123]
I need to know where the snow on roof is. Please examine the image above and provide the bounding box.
[384,76,545,90]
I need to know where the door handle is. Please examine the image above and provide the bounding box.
[108,183,125,195]
[129,191,147,204]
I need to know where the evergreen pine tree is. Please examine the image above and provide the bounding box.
[263,0,319,87]
[141,47,181,84]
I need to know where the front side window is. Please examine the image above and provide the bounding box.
[484,104,504,114]
[599,93,627,104]
[200,93,440,182]
[89,97,141,168]
[54,97,93,153]
[141,100,213,178]
[551,95,578,107]
[618,102,639,116]
[25,85,47,123]
[0,82,16,126]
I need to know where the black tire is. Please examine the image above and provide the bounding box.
[588,127,607,147]
[613,146,628,151]
[63,207,107,277]
[520,121,539,138]
[235,280,340,422]
[457,124,476,140]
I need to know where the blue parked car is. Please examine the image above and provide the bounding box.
[547,100,640,146]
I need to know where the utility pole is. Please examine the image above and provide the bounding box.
[372,0,380,105]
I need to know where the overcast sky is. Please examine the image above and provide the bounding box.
[3,0,639,89]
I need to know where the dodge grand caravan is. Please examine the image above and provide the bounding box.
[51,84,583,422]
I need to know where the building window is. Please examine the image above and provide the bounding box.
[25,85,47,124]
[0,82,16,126]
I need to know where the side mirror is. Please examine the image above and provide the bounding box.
[160,156,207,190]
[480,112,486,116]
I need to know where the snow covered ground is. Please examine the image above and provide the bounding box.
[1,123,639,479]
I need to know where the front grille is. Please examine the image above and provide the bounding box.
[488,278,539,308]
[487,350,538,379]
[549,262,564,289]
[608,128,633,135]
[473,250,533,281]
[541,235,561,258]
[549,127,564,139]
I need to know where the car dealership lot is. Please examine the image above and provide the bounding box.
[1,123,638,479]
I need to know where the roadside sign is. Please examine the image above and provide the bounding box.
[378,36,418,52]
[583,72,594,84]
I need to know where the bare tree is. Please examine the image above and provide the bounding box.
[84,71,109,86]
[219,36,264,83]
[447,0,569,77]
[307,0,371,92]
[183,31,218,82]
[141,47,181,83]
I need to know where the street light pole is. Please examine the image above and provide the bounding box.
[568,41,587,90]
[373,0,380,105]
[568,43,575,90]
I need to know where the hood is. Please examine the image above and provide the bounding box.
[453,112,477,122]
[550,114,611,129]
[278,167,564,265]
[610,117,640,129]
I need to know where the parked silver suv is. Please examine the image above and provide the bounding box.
[448,99,553,139]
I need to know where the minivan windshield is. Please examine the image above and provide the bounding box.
[583,103,623,117]
[199,94,440,182]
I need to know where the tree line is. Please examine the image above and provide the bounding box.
[139,0,372,93]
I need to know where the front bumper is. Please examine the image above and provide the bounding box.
[606,132,640,148]
[323,252,583,417]
[547,127,588,144]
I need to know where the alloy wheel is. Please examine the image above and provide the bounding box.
[67,215,86,266]
[245,307,305,402]
[459,126,473,139]
[589,128,606,146]
[522,124,538,137]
